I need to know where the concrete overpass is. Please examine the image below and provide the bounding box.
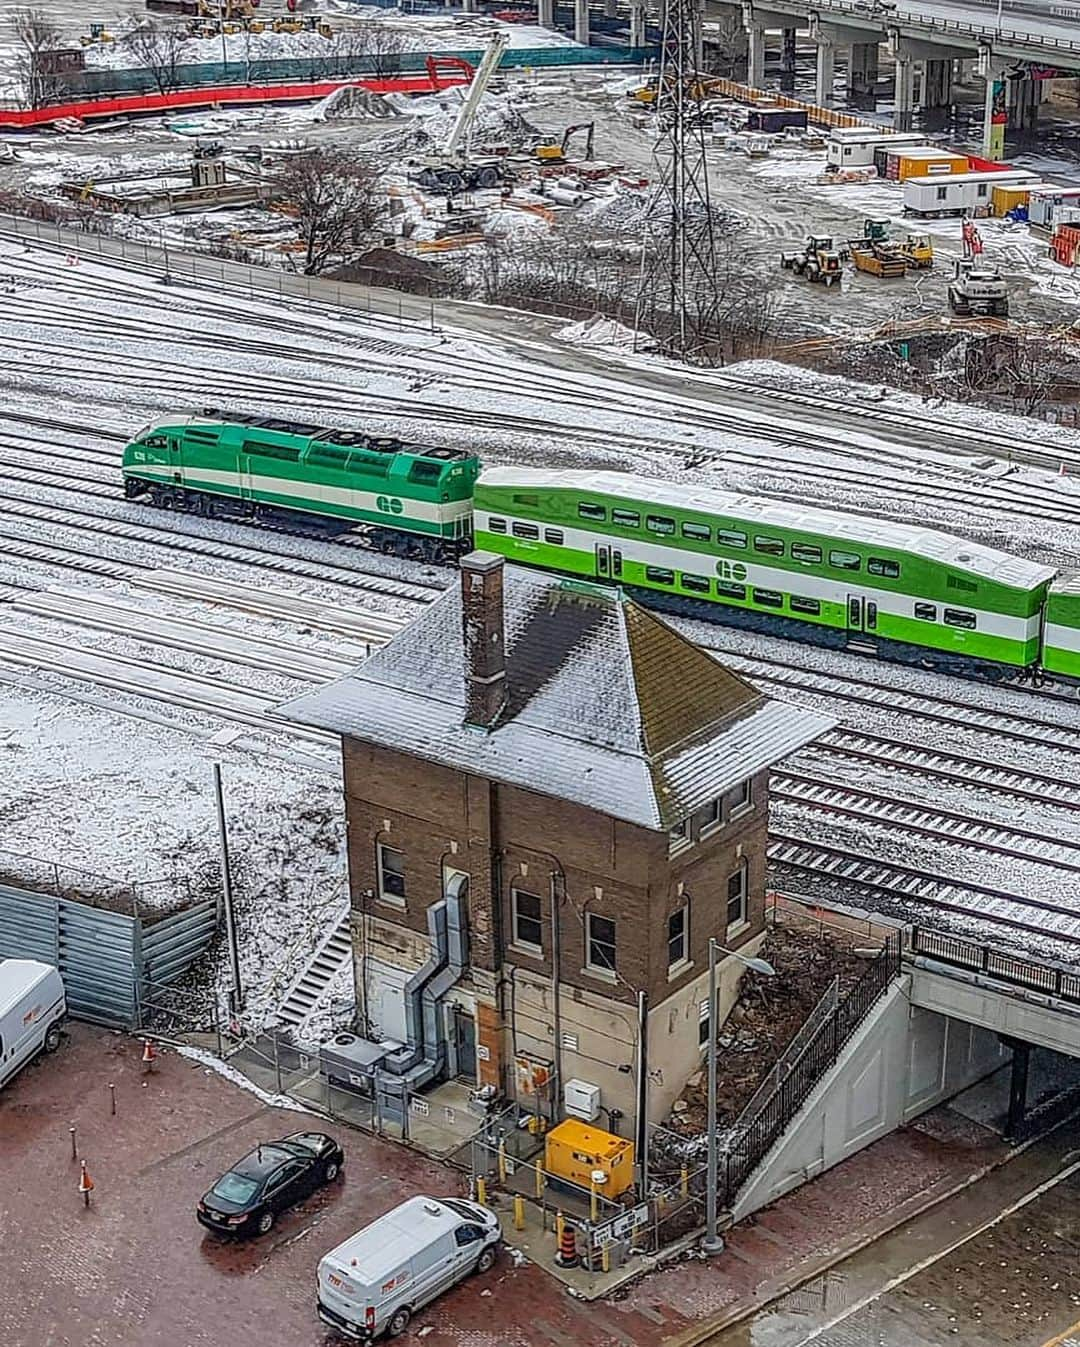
[711,0,1080,155]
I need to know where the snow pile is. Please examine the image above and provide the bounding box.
[557,314,637,350]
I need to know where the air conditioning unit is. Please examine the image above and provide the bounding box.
[564,1077,601,1122]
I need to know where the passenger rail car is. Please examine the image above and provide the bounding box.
[121,414,479,560]
[473,467,1079,683]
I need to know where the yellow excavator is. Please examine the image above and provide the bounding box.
[532,123,595,163]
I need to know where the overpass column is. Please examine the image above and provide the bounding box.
[747,25,766,88]
[604,0,617,16]
[538,0,555,28]
[923,57,953,110]
[781,27,796,73]
[574,0,590,45]
[893,55,915,130]
[1004,1038,1030,1139]
[815,39,835,107]
[1009,73,1040,134]
[629,0,645,46]
[979,47,1010,161]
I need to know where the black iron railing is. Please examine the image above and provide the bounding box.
[721,935,901,1207]
[911,927,1080,1007]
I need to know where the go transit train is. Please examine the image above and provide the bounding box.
[121,414,1080,685]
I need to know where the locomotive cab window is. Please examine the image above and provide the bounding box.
[579,503,606,521]
[612,508,640,528]
[944,608,977,629]
[914,602,937,620]
[681,521,711,541]
[144,435,167,449]
[717,528,748,549]
[754,535,785,556]
[487,517,508,533]
[407,460,443,483]
[868,557,901,578]
[647,514,676,535]
[512,522,540,540]
[791,543,822,564]
[829,549,861,571]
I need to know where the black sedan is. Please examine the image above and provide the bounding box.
[197,1131,344,1237]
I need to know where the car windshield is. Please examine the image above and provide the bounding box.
[442,1198,482,1221]
[211,1172,261,1205]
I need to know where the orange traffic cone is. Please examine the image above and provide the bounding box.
[554,1217,579,1268]
[79,1160,94,1208]
[141,1039,156,1073]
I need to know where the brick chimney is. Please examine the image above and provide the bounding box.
[461,551,507,729]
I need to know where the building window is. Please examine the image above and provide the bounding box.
[667,905,688,970]
[512,888,543,953]
[936,185,948,202]
[727,863,748,932]
[725,779,752,818]
[587,913,617,974]
[377,845,405,903]
[694,799,720,835]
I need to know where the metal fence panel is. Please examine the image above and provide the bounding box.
[0,883,59,964]
[141,901,217,984]
[57,899,139,1027]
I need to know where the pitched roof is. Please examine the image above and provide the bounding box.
[278,568,832,831]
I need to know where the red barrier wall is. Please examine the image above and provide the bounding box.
[0,72,469,130]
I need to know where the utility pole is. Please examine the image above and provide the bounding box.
[634,0,724,364]
[212,763,243,1018]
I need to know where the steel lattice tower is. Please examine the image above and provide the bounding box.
[634,0,723,365]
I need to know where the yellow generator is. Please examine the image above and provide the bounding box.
[543,1119,635,1199]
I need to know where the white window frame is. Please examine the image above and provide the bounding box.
[695,798,721,838]
[586,912,617,977]
[511,887,544,955]
[667,903,689,973]
[726,862,749,936]
[725,779,753,821]
[377,843,406,906]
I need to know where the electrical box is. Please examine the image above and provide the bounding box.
[564,1077,600,1122]
[543,1119,635,1198]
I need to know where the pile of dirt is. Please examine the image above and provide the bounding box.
[666,924,874,1140]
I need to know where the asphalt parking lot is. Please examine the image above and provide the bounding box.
[0,1024,683,1347]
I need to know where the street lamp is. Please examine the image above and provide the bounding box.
[703,936,776,1255]
[996,0,1004,31]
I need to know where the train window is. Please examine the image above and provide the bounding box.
[307,448,349,469]
[791,543,822,565]
[680,573,711,594]
[944,608,977,629]
[947,574,978,593]
[544,528,564,545]
[681,521,711,541]
[716,581,747,600]
[487,517,508,533]
[868,557,900,578]
[914,602,937,620]
[790,596,820,615]
[753,588,784,608]
[645,567,675,585]
[512,522,540,540]
[829,549,861,571]
[754,535,785,556]
[579,503,606,521]
[867,601,878,629]
[717,528,748,550]
[647,514,676,535]
[347,452,390,477]
[408,461,442,483]
[145,435,167,449]
[244,440,299,462]
[612,508,640,528]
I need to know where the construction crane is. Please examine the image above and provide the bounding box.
[410,32,512,194]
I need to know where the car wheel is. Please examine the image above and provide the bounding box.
[323,1159,339,1183]
[43,1025,62,1053]
[387,1306,411,1337]
[476,1245,498,1275]
[257,1210,274,1235]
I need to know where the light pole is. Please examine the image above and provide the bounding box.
[703,937,776,1255]
[996,0,1004,30]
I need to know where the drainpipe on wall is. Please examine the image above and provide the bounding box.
[550,869,563,1121]
[636,988,649,1199]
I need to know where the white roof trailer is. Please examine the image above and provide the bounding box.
[826,128,924,168]
[903,168,1040,216]
[1028,185,1080,227]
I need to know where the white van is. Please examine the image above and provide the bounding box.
[317,1195,501,1341]
[0,960,66,1088]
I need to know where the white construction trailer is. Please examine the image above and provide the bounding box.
[826,127,925,169]
[903,169,1041,217]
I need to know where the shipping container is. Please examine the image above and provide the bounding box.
[747,105,808,133]
[991,182,1049,216]
[880,147,970,182]
[1028,184,1080,227]
[903,169,1040,216]
[826,127,924,169]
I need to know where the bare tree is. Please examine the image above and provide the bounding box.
[123,19,188,94]
[366,23,409,80]
[999,333,1072,417]
[275,148,386,275]
[703,11,748,80]
[12,7,66,109]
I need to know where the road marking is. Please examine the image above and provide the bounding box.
[788,1156,1080,1345]
[1040,1318,1080,1347]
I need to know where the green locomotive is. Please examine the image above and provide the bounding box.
[121,413,479,560]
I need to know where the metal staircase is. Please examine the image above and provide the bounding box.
[275,902,352,1035]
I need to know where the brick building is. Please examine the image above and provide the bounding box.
[281,555,827,1144]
